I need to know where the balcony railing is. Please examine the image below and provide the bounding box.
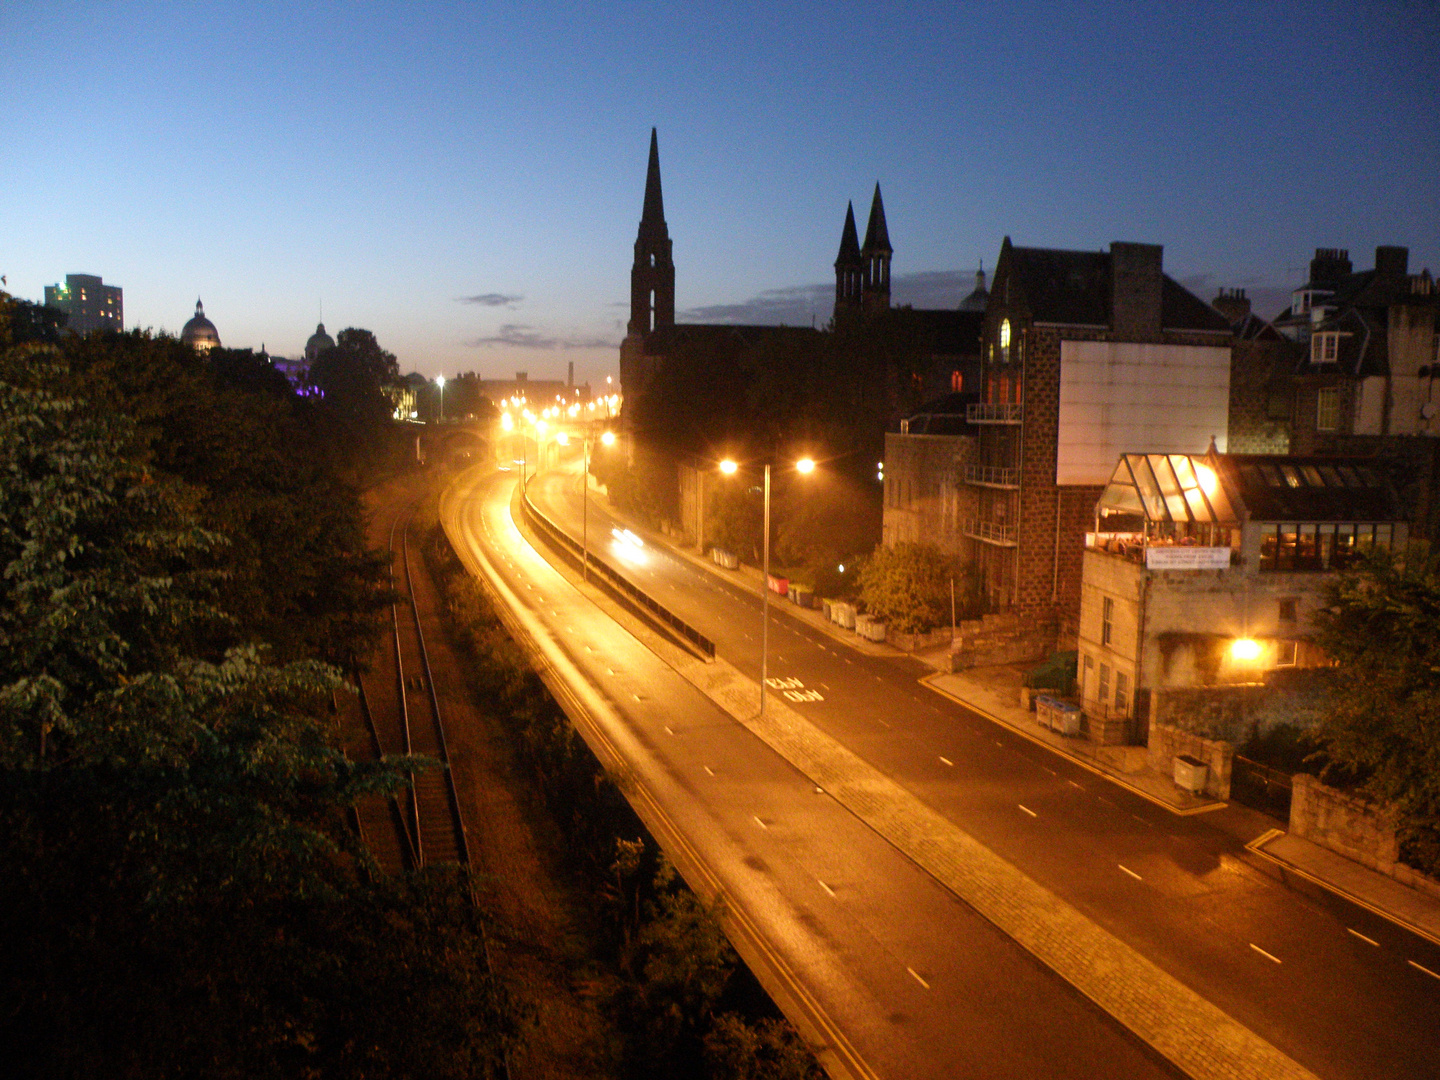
[964,463,1019,488]
[962,519,1018,547]
[966,402,1023,424]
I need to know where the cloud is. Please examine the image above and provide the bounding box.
[677,269,984,326]
[1178,272,1292,321]
[465,323,616,350]
[457,292,523,307]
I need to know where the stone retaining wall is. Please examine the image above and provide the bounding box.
[1288,775,1440,899]
[1146,721,1232,799]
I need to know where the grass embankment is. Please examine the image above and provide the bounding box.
[422,506,823,1080]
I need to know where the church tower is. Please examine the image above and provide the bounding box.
[833,201,863,316]
[628,127,675,335]
[860,182,892,311]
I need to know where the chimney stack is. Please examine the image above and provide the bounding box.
[1110,242,1164,340]
[1308,248,1352,288]
[1375,245,1409,278]
[1211,287,1251,324]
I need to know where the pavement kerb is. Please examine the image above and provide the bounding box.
[1246,829,1440,949]
[921,673,1228,818]
[669,654,1320,1080]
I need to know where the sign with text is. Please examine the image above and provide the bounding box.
[1145,546,1231,570]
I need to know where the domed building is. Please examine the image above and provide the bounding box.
[304,322,335,362]
[181,299,221,353]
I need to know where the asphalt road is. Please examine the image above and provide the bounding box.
[445,463,1190,1080]
[522,461,1440,1080]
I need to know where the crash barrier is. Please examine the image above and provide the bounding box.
[520,485,716,661]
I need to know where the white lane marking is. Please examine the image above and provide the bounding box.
[939,756,954,766]
[754,816,768,829]
[874,716,892,729]
[1018,804,1037,818]
[817,878,836,898]
[632,693,644,701]
[1250,943,1282,964]
[907,967,931,990]
[1042,766,1057,776]
[1097,796,1116,807]
[1118,864,1143,881]
[1409,960,1440,980]
[1067,780,1084,790]
[702,765,715,776]
[994,740,1003,748]
[663,726,675,735]
[1131,813,1154,827]
[1347,928,1380,947]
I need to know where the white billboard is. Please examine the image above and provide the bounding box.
[1057,341,1230,486]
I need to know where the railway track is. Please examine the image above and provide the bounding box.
[346,498,469,872]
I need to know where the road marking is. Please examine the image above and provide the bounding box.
[754,816,768,829]
[817,878,836,898]
[1131,813,1154,827]
[1042,766,1057,776]
[632,693,644,701]
[1346,928,1380,946]
[1119,864,1142,881]
[1018,804,1037,817]
[1067,780,1084,790]
[994,740,1003,748]
[939,756,954,766]
[1097,796,1116,808]
[664,726,675,735]
[1410,960,1440,980]
[1249,943,1282,964]
[907,967,931,990]
[702,765,715,776]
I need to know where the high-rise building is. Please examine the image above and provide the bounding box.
[44,274,123,334]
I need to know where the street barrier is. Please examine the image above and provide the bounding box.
[519,484,716,661]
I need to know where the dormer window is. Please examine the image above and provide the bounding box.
[1293,290,1311,315]
[1000,318,1011,363]
[1312,332,1342,363]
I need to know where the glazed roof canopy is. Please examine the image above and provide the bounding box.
[1097,452,1403,526]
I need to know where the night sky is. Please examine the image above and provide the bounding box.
[4,1,1436,386]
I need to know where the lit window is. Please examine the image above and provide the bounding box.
[1316,387,1341,432]
[1000,319,1011,363]
[1311,332,1340,363]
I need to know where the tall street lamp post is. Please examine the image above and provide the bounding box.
[720,456,814,717]
[435,374,445,423]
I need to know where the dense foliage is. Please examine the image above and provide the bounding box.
[857,541,978,633]
[0,296,510,1077]
[1311,547,1440,874]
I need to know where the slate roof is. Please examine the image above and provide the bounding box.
[1216,453,1404,523]
[999,241,1232,333]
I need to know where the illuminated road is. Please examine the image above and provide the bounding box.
[443,464,1187,1080]
[514,460,1440,1080]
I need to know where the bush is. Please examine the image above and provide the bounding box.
[857,543,977,633]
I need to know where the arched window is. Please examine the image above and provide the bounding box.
[1000,318,1011,363]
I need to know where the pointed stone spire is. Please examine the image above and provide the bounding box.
[629,127,675,334]
[835,202,861,265]
[639,127,668,242]
[861,183,891,255]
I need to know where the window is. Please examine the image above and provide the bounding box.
[1312,332,1340,363]
[1084,654,1095,698]
[1273,640,1297,667]
[1316,386,1341,432]
[1114,671,1129,716]
[1000,318,1011,363]
[1098,663,1110,707]
[1278,598,1298,624]
[1101,597,1114,646]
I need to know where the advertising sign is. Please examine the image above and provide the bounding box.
[1145,546,1231,570]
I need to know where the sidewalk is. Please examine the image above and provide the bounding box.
[600,489,1440,949]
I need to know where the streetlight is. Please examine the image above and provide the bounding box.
[719,455,816,717]
[435,375,445,423]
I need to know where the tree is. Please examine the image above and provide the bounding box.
[0,305,512,1076]
[857,542,976,633]
[307,327,405,469]
[1311,546,1440,874]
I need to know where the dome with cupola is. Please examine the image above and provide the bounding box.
[304,322,335,361]
[181,299,220,352]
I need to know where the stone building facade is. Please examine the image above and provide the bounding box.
[968,239,1233,629]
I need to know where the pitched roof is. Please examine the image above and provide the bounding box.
[1219,454,1404,523]
[1000,242,1231,332]
[861,183,891,255]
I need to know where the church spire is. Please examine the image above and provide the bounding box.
[834,201,863,316]
[628,127,675,335]
[860,182,892,311]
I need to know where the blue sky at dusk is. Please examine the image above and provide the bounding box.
[4,1,1436,386]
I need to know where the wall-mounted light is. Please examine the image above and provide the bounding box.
[1230,638,1262,662]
